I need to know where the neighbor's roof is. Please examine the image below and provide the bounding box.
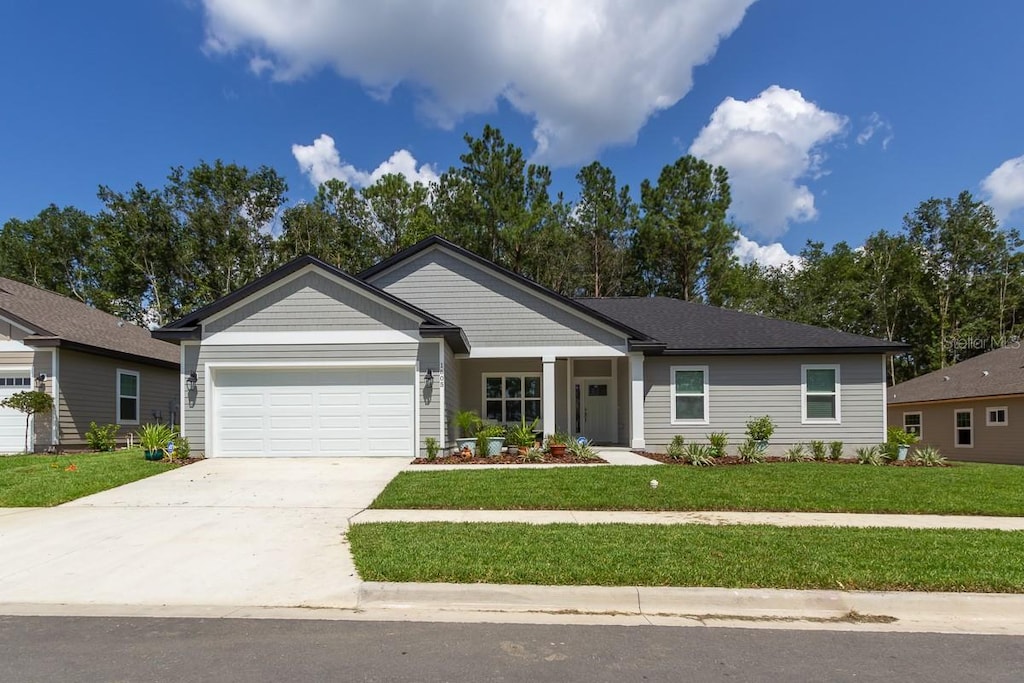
[578,297,906,355]
[888,343,1024,404]
[0,277,179,367]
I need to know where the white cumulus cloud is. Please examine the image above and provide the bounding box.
[291,134,439,189]
[856,112,893,150]
[981,154,1024,223]
[733,233,799,269]
[689,86,848,238]
[200,0,756,164]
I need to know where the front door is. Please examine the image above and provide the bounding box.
[582,380,613,444]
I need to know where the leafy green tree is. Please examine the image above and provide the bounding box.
[276,179,378,272]
[0,205,96,302]
[361,173,434,258]
[633,156,736,303]
[0,390,53,453]
[571,162,634,297]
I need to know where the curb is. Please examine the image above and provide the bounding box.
[357,581,1024,627]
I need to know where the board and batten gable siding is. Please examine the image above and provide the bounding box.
[368,249,626,349]
[204,269,418,335]
[181,342,422,454]
[57,349,178,447]
[643,354,886,452]
[887,398,1024,465]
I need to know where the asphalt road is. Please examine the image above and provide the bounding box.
[1,616,1022,682]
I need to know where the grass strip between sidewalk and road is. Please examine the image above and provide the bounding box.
[0,449,177,507]
[371,463,1024,516]
[348,522,1024,593]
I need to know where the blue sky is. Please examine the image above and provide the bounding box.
[2,1,1022,266]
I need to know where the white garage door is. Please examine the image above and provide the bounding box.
[213,367,415,457]
[0,372,33,454]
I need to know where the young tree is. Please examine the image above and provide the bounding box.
[275,179,378,272]
[571,162,634,297]
[0,390,53,453]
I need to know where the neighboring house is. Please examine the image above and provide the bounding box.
[887,344,1024,465]
[154,236,903,458]
[0,277,180,453]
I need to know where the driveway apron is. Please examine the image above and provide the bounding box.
[0,458,407,609]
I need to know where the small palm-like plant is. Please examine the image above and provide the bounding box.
[684,442,716,467]
[566,437,599,461]
[666,435,686,461]
[809,440,827,462]
[707,432,729,458]
[911,445,946,467]
[829,440,844,461]
[783,443,806,462]
[736,438,765,464]
[855,445,883,466]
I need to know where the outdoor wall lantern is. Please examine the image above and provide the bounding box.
[185,371,198,392]
[35,373,46,391]
[424,368,433,388]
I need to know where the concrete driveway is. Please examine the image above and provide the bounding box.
[0,458,408,609]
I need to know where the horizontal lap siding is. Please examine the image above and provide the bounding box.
[887,398,1024,465]
[418,342,440,454]
[57,350,178,447]
[184,343,420,455]
[205,270,417,334]
[644,354,885,453]
[443,342,458,446]
[369,249,626,348]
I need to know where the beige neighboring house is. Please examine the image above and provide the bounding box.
[0,277,179,453]
[887,344,1024,465]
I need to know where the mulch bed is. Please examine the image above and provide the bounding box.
[412,452,606,465]
[637,451,950,467]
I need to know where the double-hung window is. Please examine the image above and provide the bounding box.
[955,409,973,447]
[802,365,840,423]
[484,375,541,423]
[117,369,140,425]
[903,412,922,438]
[670,366,708,424]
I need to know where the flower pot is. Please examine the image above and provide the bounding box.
[455,438,475,456]
[754,439,769,452]
[486,437,505,457]
[897,444,909,461]
[144,449,164,461]
[549,444,566,457]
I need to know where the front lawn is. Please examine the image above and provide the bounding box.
[349,522,1024,592]
[0,449,178,507]
[371,462,1024,516]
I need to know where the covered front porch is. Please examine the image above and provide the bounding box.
[445,352,646,448]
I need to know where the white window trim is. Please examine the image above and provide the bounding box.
[802,364,841,424]
[954,408,973,448]
[986,406,1008,427]
[481,373,543,425]
[902,411,923,439]
[670,365,709,425]
[116,369,140,425]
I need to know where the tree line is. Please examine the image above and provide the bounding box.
[1,125,1020,384]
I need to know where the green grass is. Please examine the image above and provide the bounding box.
[349,522,1024,592]
[372,462,1024,516]
[0,449,177,507]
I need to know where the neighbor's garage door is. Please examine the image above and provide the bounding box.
[213,367,415,457]
[0,372,33,453]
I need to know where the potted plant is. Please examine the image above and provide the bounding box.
[454,409,482,455]
[545,432,570,457]
[745,415,776,451]
[506,417,539,455]
[886,426,920,461]
[138,423,174,461]
[475,424,506,457]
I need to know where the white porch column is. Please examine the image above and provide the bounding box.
[629,352,645,449]
[543,356,556,439]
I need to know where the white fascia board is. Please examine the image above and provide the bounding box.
[205,360,416,370]
[200,264,426,330]
[202,329,420,346]
[463,345,626,359]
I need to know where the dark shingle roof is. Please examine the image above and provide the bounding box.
[0,277,179,366]
[888,344,1024,404]
[578,296,905,355]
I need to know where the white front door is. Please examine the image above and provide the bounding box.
[212,367,415,457]
[582,379,613,444]
[0,371,33,453]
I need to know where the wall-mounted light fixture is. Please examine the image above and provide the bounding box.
[185,371,198,392]
[424,368,433,388]
[35,373,46,391]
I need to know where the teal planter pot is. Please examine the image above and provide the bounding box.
[144,450,165,461]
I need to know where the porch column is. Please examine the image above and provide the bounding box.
[542,356,556,440]
[629,352,645,449]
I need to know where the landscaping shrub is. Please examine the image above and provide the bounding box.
[736,439,765,464]
[666,435,686,461]
[829,440,844,461]
[783,443,806,462]
[809,440,827,462]
[707,432,729,458]
[172,434,191,460]
[566,437,599,461]
[856,446,883,466]
[85,422,119,452]
[911,446,946,467]
[424,436,440,461]
[683,443,716,467]
[745,415,776,442]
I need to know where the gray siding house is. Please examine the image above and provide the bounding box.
[155,236,902,458]
[0,277,179,453]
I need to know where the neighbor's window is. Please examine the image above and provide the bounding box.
[117,369,140,424]
[0,376,31,387]
[802,365,840,423]
[986,406,1008,426]
[903,412,922,438]
[954,409,973,447]
[671,366,708,423]
[484,375,541,423]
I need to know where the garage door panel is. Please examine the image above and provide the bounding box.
[213,367,414,457]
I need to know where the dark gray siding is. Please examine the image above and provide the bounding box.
[443,341,458,447]
[418,341,441,455]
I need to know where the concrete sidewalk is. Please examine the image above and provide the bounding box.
[353,508,1024,530]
